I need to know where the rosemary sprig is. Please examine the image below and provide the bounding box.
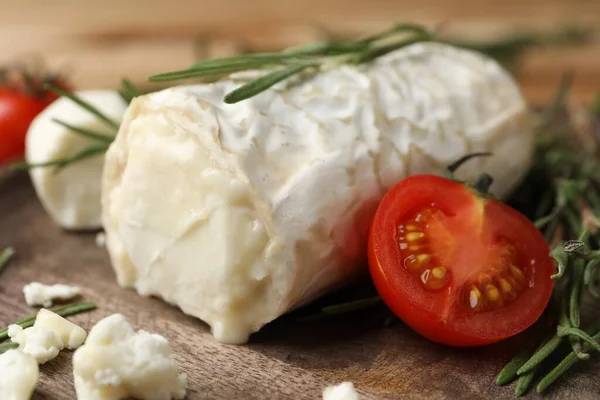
[0,247,15,275]
[149,23,592,104]
[495,77,600,395]
[0,301,97,341]
[149,23,435,103]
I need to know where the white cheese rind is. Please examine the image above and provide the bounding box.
[23,282,80,307]
[26,90,127,230]
[323,382,360,400]
[0,349,39,400]
[103,42,533,344]
[72,314,187,400]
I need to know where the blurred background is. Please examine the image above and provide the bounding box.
[0,0,598,105]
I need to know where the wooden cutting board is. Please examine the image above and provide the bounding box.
[1,172,599,399]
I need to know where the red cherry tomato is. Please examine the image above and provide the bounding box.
[368,175,554,347]
[0,76,68,164]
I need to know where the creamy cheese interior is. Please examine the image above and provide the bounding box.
[104,104,294,344]
[103,43,534,343]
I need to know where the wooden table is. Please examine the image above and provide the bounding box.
[1,174,599,399]
[1,1,600,398]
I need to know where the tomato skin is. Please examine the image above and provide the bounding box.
[368,175,554,347]
[0,80,67,164]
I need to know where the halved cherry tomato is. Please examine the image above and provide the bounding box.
[368,175,554,347]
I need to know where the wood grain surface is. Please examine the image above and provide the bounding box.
[1,174,599,399]
[0,0,599,104]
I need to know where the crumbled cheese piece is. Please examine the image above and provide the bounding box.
[7,324,23,338]
[323,382,360,400]
[8,309,87,363]
[73,314,187,400]
[0,349,39,400]
[95,232,106,247]
[9,325,63,364]
[34,308,87,349]
[23,282,80,307]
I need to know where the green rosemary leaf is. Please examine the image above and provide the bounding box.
[355,35,432,64]
[148,59,279,82]
[569,259,585,327]
[45,83,119,130]
[535,185,567,229]
[496,346,536,385]
[188,52,292,69]
[537,327,600,393]
[517,334,563,375]
[539,72,573,124]
[550,245,569,279]
[0,342,18,355]
[120,78,141,103]
[283,41,368,56]
[535,191,555,220]
[358,23,431,44]
[296,296,383,322]
[10,145,108,172]
[52,118,114,143]
[224,63,318,104]
[557,326,600,353]
[0,301,96,341]
[321,296,383,315]
[515,370,536,397]
[586,258,600,282]
[0,247,15,275]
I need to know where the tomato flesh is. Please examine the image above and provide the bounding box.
[368,175,554,347]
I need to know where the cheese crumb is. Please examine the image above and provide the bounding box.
[8,309,87,364]
[95,232,106,247]
[23,282,80,307]
[34,308,87,349]
[0,349,39,400]
[73,313,187,400]
[323,382,360,400]
[7,324,23,338]
[9,325,63,364]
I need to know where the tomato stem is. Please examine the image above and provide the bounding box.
[472,173,494,194]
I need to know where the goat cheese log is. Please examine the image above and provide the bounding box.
[103,42,534,344]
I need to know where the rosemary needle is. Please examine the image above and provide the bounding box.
[224,63,318,104]
[11,144,108,171]
[496,345,536,385]
[515,370,537,397]
[0,342,18,355]
[44,83,120,130]
[0,301,97,341]
[0,247,15,275]
[52,118,114,143]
